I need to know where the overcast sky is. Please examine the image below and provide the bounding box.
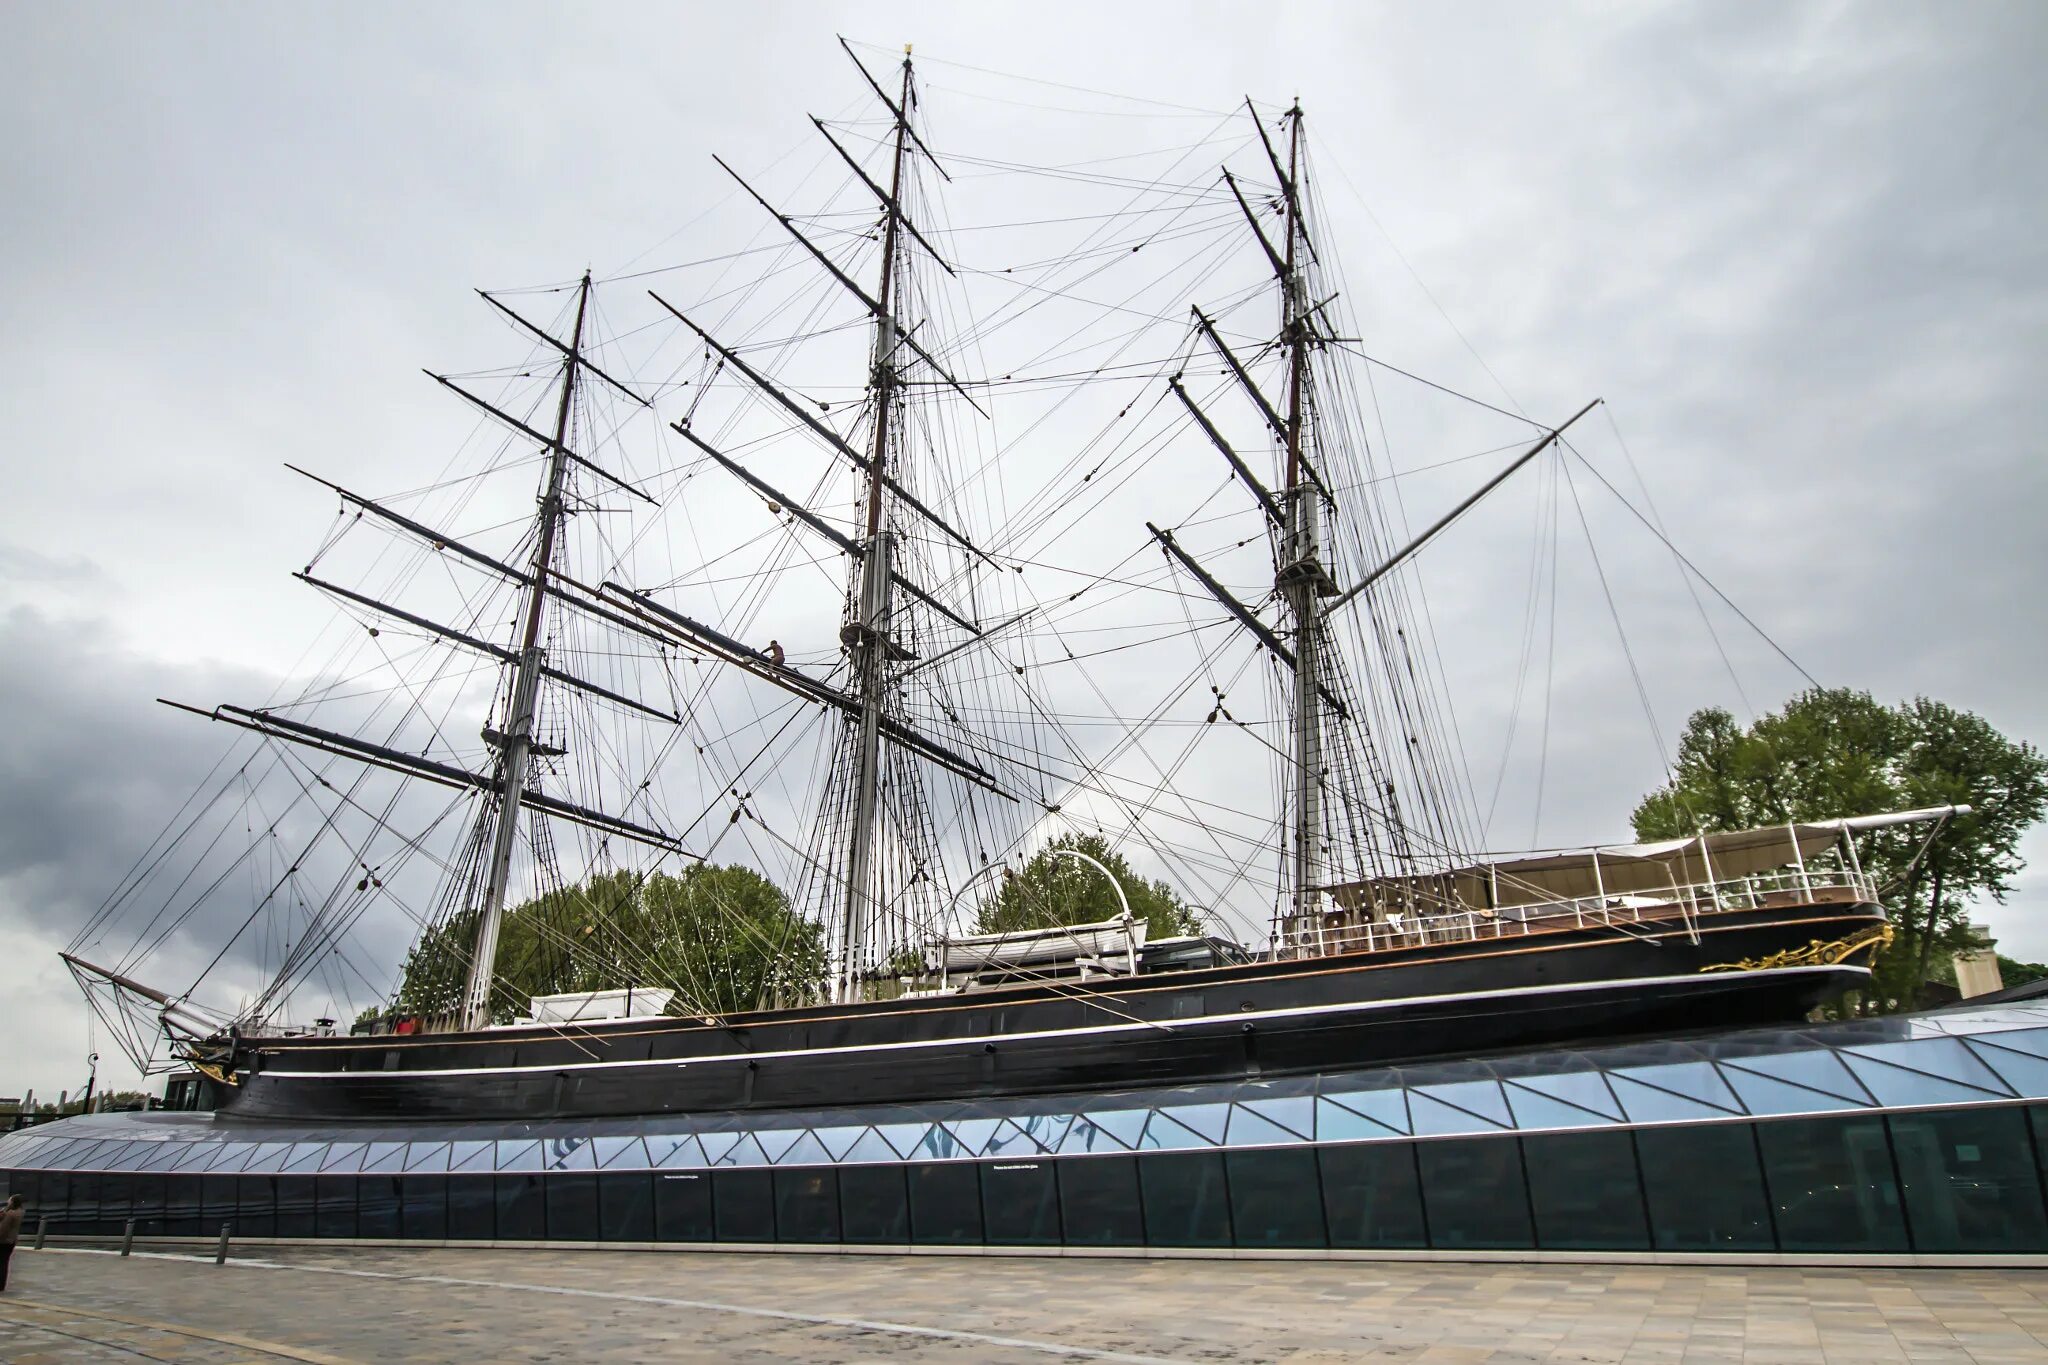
[3,1,2043,1102]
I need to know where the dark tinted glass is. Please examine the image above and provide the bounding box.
[99,1174,133,1233]
[1524,1131,1649,1251]
[204,1174,242,1239]
[316,1176,358,1239]
[401,1176,448,1241]
[598,1172,654,1242]
[69,1173,104,1234]
[1635,1123,1772,1250]
[1417,1138,1532,1249]
[1058,1156,1143,1246]
[1889,1108,2048,1253]
[1321,1144,1425,1248]
[1757,1116,1907,1252]
[164,1174,201,1237]
[712,1169,774,1243]
[546,1173,600,1242]
[11,1173,40,1225]
[908,1162,982,1245]
[773,1168,840,1244]
[358,1176,402,1239]
[1139,1152,1230,1248]
[495,1173,546,1241]
[654,1171,713,1242]
[981,1161,1059,1246]
[446,1174,495,1241]
[1228,1149,1324,1248]
[275,1175,318,1238]
[839,1165,909,1244]
[234,1176,275,1239]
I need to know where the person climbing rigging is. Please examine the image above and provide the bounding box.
[766,640,786,667]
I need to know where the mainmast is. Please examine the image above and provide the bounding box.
[1270,105,1334,937]
[462,271,593,1029]
[838,48,916,1003]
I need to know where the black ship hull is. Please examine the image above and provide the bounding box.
[219,898,1882,1122]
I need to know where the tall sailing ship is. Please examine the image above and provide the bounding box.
[65,44,1936,1124]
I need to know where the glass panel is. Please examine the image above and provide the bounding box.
[980,1160,1059,1246]
[1061,1116,1135,1154]
[164,1174,202,1237]
[1757,1116,1908,1252]
[812,1126,867,1161]
[1136,1112,1210,1151]
[597,1172,653,1242]
[1225,1106,1308,1147]
[984,1120,1052,1158]
[1722,1066,1866,1117]
[446,1174,495,1240]
[543,1137,595,1171]
[1609,1075,1743,1125]
[1971,1040,2048,1098]
[1154,1103,1229,1143]
[401,1175,448,1241]
[1224,1148,1325,1248]
[447,1141,495,1173]
[360,1143,409,1174]
[171,1142,220,1172]
[404,1143,451,1174]
[235,1175,275,1239]
[1320,1144,1424,1249]
[1608,1061,1741,1113]
[1407,1093,1503,1139]
[711,1169,774,1242]
[1315,1099,1403,1143]
[1888,1108,2048,1253]
[130,1169,163,1222]
[1138,1152,1230,1248]
[1843,1038,2014,1098]
[200,1174,238,1237]
[315,1176,357,1238]
[319,1142,368,1175]
[908,1162,983,1245]
[777,1134,832,1167]
[1237,1097,1314,1141]
[839,1164,909,1244]
[1319,1087,1409,1136]
[772,1168,840,1244]
[274,1176,318,1239]
[944,1118,1004,1156]
[98,1173,133,1233]
[649,1136,708,1170]
[716,1135,772,1168]
[1840,1054,2008,1110]
[1505,1071,1624,1122]
[841,1130,902,1165]
[68,1172,104,1234]
[495,1141,546,1172]
[1417,1139,1532,1250]
[546,1172,600,1242]
[1721,1051,1872,1104]
[358,1176,402,1239]
[494,1173,546,1240]
[876,1123,938,1160]
[1523,1131,1649,1251]
[238,1144,290,1174]
[653,1170,713,1241]
[1500,1086,1616,1133]
[592,1136,649,1171]
[281,1142,330,1174]
[1408,1081,1512,1128]
[1636,1122,1773,1251]
[1058,1155,1142,1247]
[756,1129,804,1164]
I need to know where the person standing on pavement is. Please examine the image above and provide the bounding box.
[0,1193,23,1291]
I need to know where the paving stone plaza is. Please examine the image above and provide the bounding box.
[2,1244,2047,1363]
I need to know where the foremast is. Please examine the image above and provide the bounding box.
[1270,104,1336,940]
[838,51,916,1004]
[463,271,593,1030]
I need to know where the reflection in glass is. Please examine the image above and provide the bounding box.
[1757,1116,1907,1252]
[1418,1138,1532,1250]
[1888,1108,2048,1253]
[1523,1131,1649,1251]
[1635,1122,1772,1251]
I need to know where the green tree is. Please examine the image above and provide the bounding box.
[1633,688,2048,1012]
[394,864,823,1022]
[973,834,1203,941]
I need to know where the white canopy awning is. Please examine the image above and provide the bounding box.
[1325,806,1965,913]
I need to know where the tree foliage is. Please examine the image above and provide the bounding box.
[394,864,823,1022]
[1633,688,2048,1011]
[972,834,1203,941]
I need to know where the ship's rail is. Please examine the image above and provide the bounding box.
[1298,862,1882,959]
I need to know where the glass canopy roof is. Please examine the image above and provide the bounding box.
[8,1002,2047,1176]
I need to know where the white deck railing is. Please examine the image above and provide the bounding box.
[1297,864,1881,959]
